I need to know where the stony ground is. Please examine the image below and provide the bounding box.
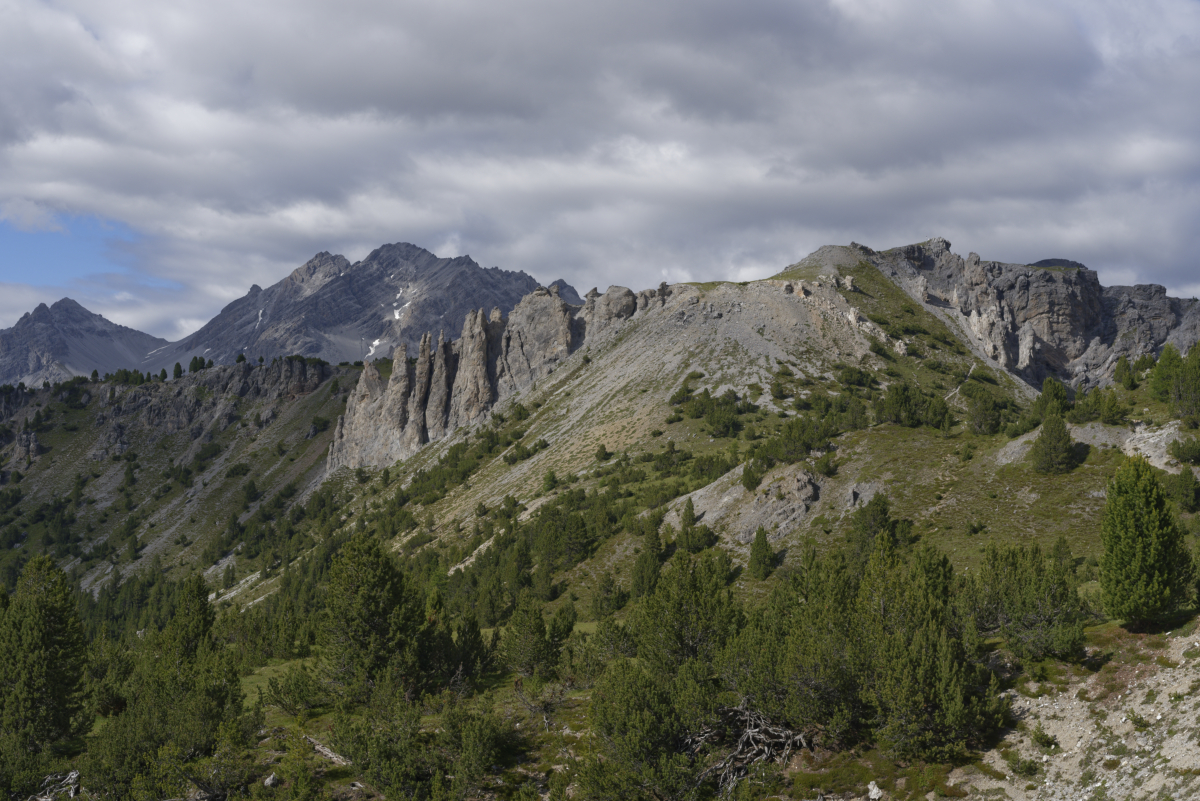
[944,627,1200,801]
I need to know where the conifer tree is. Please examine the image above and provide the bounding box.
[1100,456,1196,626]
[681,497,696,530]
[1030,412,1075,474]
[321,534,421,697]
[173,362,183,380]
[1150,344,1182,401]
[631,528,661,599]
[967,393,1001,435]
[1174,345,1200,418]
[1169,466,1199,513]
[747,526,774,580]
[1113,354,1136,390]
[501,593,554,678]
[1033,376,1071,419]
[633,550,740,678]
[0,556,86,751]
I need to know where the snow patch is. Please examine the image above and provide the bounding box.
[366,338,382,358]
[254,309,263,329]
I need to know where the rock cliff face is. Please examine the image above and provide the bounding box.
[140,243,581,373]
[0,356,332,466]
[327,283,647,471]
[0,298,169,388]
[864,238,1200,388]
[90,357,331,457]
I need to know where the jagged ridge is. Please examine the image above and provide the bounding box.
[327,282,658,470]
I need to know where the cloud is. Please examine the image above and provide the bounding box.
[0,199,63,232]
[1,0,1199,336]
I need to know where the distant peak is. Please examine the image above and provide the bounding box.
[289,251,351,284]
[549,279,584,305]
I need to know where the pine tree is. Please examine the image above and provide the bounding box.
[967,393,1001,435]
[1030,412,1075,474]
[0,556,87,752]
[173,362,183,380]
[747,526,774,580]
[1100,456,1196,626]
[852,538,1002,759]
[631,529,661,599]
[1113,355,1136,390]
[501,593,554,678]
[1150,344,1183,401]
[321,534,421,697]
[580,659,691,801]
[632,550,740,678]
[1169,467,1199,513]
[846,494,908,577]
[1173,345,1200,418]
[1033,376,1071,419]
[681,498,696,530]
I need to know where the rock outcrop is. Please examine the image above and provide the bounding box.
[863,238,1200,388]
[327,283,640,471]
[0,356,334,474]
[15,429,42,461]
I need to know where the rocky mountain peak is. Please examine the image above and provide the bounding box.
[819,238,1200,389]
[0,299,169,388]
[130,242,581,374]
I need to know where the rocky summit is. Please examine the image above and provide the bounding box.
[0,298,168,389]
[137,242,582,372]
[0,242,581,388]
[863,238,1200,389]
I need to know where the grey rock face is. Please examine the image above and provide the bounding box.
[15,430,42,461]
[139,243,582,373]
[0,298,169,388]
[0,358,333,475]
[862,238,1199,388]
[327,284,634,471]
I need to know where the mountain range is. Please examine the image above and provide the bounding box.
[2,236,1200,799]
[0,242,581,388]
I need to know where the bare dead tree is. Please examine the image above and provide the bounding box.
[685,702,808,795]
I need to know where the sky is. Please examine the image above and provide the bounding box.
[1,0,1198,340]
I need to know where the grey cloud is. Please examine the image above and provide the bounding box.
[2,0,1199,337]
